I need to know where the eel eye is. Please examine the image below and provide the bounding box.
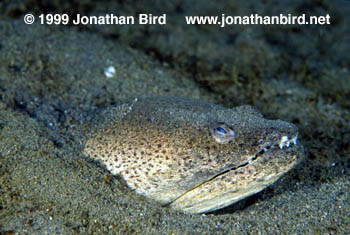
[216,127,227,134]
[210,122,236,144]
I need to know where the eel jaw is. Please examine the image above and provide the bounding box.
[168,134,301,214]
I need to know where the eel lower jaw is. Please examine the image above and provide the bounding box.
[167,134,300,214]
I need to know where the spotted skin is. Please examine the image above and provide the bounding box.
[83,97,304,213]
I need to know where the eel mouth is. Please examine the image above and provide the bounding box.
[202,134,300,184]
[248,134,299,164]
[168,134,300,214]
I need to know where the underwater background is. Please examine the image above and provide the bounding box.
[0,0,349,234]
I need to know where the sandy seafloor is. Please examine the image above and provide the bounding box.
[0,0,349,234]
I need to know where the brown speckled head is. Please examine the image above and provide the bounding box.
[83,97,304,214]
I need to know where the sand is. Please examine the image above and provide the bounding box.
[0,1,349,234]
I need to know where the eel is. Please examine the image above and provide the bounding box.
[83,97,304,214]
